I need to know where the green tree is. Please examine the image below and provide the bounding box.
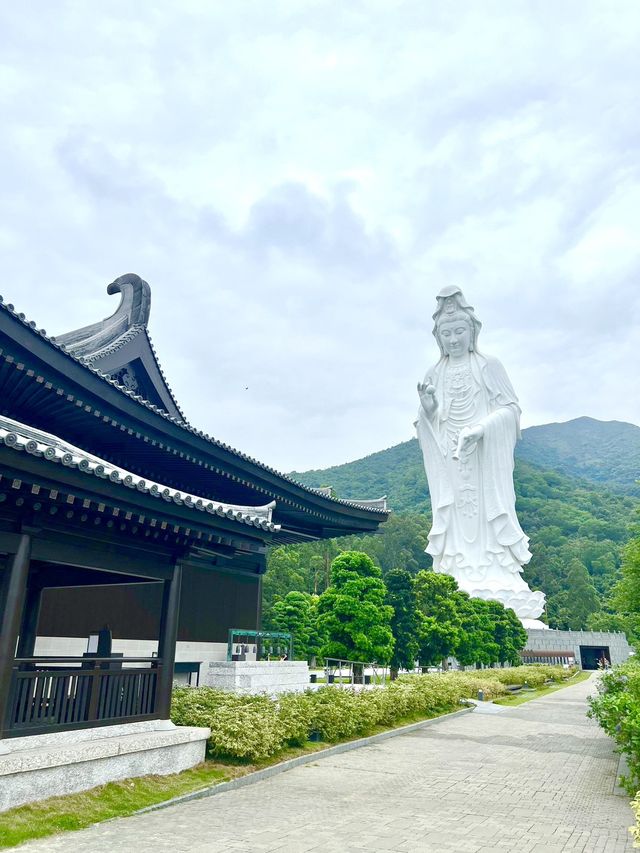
[453,591,486,668]
[268,591,324,663]
[384,569,420,678]
[414,571,461,668]
[454,592,513,668]
[463,598,500,667]
[262,546,306,615]
[587,608,633,637]
[609,533,640,645]
[317,552,394,666]
[488,601,527,665]
[554,558,600,630]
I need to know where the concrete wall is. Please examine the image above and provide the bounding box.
[525,629,633,667]
[202,661,310,695]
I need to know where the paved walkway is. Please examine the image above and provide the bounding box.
[21,674,634,852]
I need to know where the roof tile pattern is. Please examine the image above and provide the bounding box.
[0,414,279,532]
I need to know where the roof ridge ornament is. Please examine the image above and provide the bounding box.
[107,273,151,329]
[55,273,151,357]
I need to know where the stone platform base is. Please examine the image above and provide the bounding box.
[521,618,548,630]
[0,719,210,813]
[203,660,310,695]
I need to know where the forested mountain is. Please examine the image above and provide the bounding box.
[518,418,640,496]
[267,418,640,632]
[291,418,640,506]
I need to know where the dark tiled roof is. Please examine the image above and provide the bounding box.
[0,291,388,518]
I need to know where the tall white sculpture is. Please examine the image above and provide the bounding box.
[416,286,546,628]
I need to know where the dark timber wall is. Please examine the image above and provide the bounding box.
[38,566,261,643]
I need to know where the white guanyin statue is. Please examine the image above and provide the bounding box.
[416,286,547,628]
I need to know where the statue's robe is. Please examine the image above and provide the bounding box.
[416,351,533,601]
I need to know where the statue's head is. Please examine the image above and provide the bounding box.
[432,286,482,357]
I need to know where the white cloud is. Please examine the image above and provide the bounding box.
[1,1,640,475]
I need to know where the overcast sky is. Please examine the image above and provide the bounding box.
[2,2,640,474]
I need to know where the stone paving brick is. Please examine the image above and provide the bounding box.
[18,674,636,852]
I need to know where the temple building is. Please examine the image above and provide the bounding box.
[0,274,388,810]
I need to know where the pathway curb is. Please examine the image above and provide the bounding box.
[132,705,474,817]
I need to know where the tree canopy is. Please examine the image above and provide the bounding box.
[266,591,324,663]
[384,569,420,675]
[317,551,394,665]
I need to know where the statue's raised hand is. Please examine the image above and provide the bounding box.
[417,381,438,418]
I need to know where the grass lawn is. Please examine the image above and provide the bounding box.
[0,763,231,850]
[493,670,592,706]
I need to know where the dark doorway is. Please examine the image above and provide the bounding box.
[579,645,611,670]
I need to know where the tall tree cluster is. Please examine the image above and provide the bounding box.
[595,524,640,646]
[413,571,527,669]
[266,550,528,669]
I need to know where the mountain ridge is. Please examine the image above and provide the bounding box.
[292,417,640,509]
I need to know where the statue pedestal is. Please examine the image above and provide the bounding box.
[521,618,549,630]
[447,571,546,623]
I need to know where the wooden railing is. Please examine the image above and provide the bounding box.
[4,657,161,736]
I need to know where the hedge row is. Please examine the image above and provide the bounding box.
[171,668,567,762]
[588,659,640,797]
[464,664,573,688]
[588,659,640,844]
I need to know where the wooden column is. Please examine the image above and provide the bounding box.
[156,561,182,719]
[255,575,263,631]
[0,534,31,734]
[16,583,43,659]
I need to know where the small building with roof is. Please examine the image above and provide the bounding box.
[0,274,388,810]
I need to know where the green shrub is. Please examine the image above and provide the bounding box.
[464,665,573,688]
[588,659,640,796]
[172,687,283,761]
[171,670,516,762]
[631,791,640,846]
[309,687,369,741]
[277,692,315,746]
[396,672,507,704]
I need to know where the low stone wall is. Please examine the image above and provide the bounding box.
[202,661,310,695]
[0,719,210,813]
[525,628,633,667]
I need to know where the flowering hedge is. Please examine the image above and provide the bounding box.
[588,659,640,845]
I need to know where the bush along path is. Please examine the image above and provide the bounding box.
[1,666,575,850]
[588,658,640,844]
[171,665,573,761]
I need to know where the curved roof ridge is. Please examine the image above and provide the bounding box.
[54,275,186,421]
[339,496,388,511]
[0,293,388,517]
[139,326,186,421]
[82,323,146,362]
